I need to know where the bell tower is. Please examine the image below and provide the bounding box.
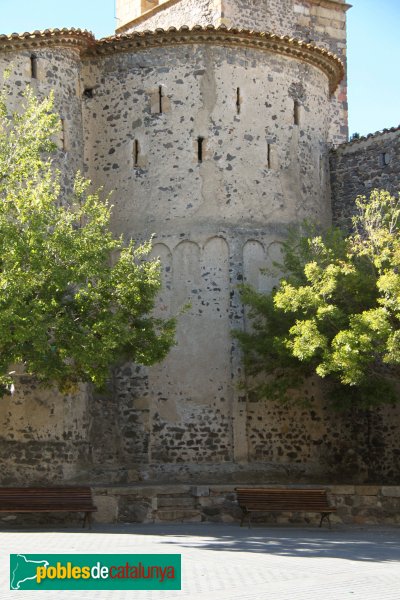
[115,0,166,31]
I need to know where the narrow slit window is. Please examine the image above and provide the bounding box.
[267,143,271,169]
[294,100,300,126]
[236,87,241,114]
[159,85,163,114]
[30,54,38,79]
[197,137,204,163]
[60,118,66,151]
[133,140,140,167]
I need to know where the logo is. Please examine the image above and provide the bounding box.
[10,554,181,590]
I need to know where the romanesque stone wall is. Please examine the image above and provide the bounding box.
[330,128,400,227]
[219,0,349,145]
[0,29,345,488]
[243,236,400,487]
[117,0,349,145]
[80,41,335,482]
[0,375,91,485]
[118,0,348,54]
[3,15,399,493]
[0,47,86,196]
[0,46,92,485]
[245,392,400,485]
[82,45,332,236]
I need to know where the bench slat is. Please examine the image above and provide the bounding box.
[235,487,336,528]
[0,487,97,528]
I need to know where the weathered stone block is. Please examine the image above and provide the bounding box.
[220,514,236,523]
[157,496,196,508]
[381,487,400,498]
[155,509,201,522]
[356,486,380,496]
[191,485,210,497]
[198,495,225,507]
[93,495,118,523]
[359,496,380,508]
[210,485,236,494]
[118,496,153,523]
[202,506,221,517]
[328,486,355,495]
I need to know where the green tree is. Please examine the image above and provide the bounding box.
[235,190,400,409]
[0,86,175,395]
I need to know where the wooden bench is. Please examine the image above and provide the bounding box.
[235,487,336,528]
[0,487,97,529]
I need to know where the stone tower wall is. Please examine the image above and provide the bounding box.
[79,36,344,483]
[82,45,333,237]
[0,27,347,487]
[116,0,349,145]
[116,0,220,31]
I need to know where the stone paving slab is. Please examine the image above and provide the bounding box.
[0,523,400,599]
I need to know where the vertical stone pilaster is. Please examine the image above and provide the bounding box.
[229,235,248,463]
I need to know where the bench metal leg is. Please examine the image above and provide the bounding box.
[240,510,247,527]
[319,512,332,529]
[240,510,252,528]
[83,512,92,530]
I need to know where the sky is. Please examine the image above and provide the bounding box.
[0,0,399,137]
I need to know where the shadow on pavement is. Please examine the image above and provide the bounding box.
[2,522,399,563]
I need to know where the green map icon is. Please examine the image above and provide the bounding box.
[10,554,49,590]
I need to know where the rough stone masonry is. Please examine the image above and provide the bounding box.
[0,0,399,502]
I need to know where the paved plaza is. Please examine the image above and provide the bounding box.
[1,523,400,599]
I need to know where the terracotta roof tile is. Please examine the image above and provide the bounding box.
[340,125,400,147]
[0,25,344,94]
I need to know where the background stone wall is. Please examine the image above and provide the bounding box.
[330,128,400,227]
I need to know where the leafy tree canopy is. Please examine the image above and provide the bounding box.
[0,86,175,395]
[235,190,400,409]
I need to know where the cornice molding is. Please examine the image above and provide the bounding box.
[91,25,344,94]
[0,26,344,94]
[0,28,95,53]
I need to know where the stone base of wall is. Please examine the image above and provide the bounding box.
[91,484,400,526]
[1,484,399,528]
